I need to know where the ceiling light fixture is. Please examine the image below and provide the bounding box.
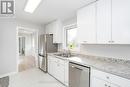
[24,0,42,13]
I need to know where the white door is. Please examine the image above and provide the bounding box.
[96,0,112,44]
[77,3,96,44]
[112,0,130,44]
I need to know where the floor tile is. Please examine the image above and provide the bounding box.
[9,68,65,87]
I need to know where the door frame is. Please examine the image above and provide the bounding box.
[16,26,39,72]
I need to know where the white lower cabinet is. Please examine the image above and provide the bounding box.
[48,55,69,86]
[48,56,56,76]
[48,57,130,87]
[55,61,65,83]
[64,60,69,86]
[91,77,119,87]
[91,68,130,87]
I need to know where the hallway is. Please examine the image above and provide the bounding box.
[18,56,36,72]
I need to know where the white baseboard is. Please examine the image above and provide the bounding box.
[0,72,17,78]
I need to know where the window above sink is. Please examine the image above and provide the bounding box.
[63,24,79,51]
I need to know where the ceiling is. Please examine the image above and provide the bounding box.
[15,0,94,25]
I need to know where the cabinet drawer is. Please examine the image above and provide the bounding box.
[56,64,65,83]
[91,69,112,82]
[55,57,65,65]
[91,77,119,87]
[91,68,130,87]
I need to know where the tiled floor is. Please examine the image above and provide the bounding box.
[9,68,65,87]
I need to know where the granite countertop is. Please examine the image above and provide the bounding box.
[48,53,130,80]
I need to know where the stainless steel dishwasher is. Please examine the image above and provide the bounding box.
[69,62,90,87]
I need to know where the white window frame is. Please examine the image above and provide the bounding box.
[63,23,78,50]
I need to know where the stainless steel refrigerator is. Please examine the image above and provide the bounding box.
[38,34,58,72]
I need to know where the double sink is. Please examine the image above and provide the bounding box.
[54,53,76,58]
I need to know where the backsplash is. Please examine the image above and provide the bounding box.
[80,44,130,60]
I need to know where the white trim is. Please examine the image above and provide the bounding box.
[17,26,38,32]
[63,23,77,29]
[16,26,19,73]
[0,72,17,78]
[63,23,77,49]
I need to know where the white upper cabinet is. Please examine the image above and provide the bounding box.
[45,20,63,43]
[112,0,130,44]
[77,3,97,44]
[77,0,130,44]
[45,22,55,34]
[96,0,112,44]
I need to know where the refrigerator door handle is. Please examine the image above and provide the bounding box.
[38,54,45,57]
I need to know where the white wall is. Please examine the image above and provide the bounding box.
[0,18,17,76]
[0,19,45,77]
[63,17,77,26]
[16,20,44,34]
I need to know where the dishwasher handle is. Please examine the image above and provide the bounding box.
[71,66,83,71]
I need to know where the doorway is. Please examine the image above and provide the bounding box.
[19,36,25,56]
[17,27,38,72]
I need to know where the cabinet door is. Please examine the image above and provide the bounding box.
[64,61,69,86]
[53,20,63,43]
[77,3,96,44]
[91,77,107,87]
[56,63,65,83]
[112,0,130,44]
[45,20,63,43]
[45,23,54,34]
[48,58,51,73]
[96,0,112,44]
[48,56,65,84]
[48,57,57,76]
[91,77,119,87]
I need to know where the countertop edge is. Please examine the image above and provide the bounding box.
[47,53,130,80]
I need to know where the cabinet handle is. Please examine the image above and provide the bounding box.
[71,66,83,71]
[57,64,60,66]
[108,41,114,43]
[106,76,110,79]
[108,41,111,43]
[83,41,87,43]
[105,84,107,87]
[111,41,114,43]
